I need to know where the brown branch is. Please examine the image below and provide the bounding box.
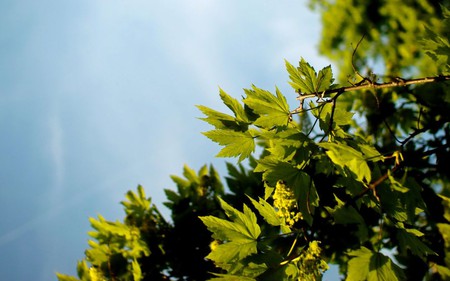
[291,75,450,114]
[349,162,401,204]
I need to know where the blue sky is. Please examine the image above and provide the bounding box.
[0,1,333,280]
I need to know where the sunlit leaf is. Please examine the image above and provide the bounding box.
[203,129,256,162]
[347,247,405,281]
[319,142,371,183]
[247,196,284,227]
[243,86,290,128]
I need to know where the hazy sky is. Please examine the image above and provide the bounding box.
[0,1,332,280]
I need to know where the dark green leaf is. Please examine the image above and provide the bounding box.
[325,195,368,240]
[397,229,437,259]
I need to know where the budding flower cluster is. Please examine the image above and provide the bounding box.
[296,241,329,280]
[273,180,302,226]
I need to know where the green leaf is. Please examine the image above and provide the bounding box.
[297,59,319,94]
[219,88,249,123]
[200,198,261,242]
[197,89,252,131]
[200,215,257,242]
[219,198,261,240]
[422,23,450,74]
[357,143,384,162]
[208,273,256,281]
[203,129,256,162]
[55,273,80,281]
[347,247,405,281]
[132,259,143,281]
[206,240,259,264]
[285,60,304,91]
[122,185,151,216]
[437,223,450,249]
[243,86,290,128]
[200,198,261,271]
[247,196,284,227]
[388,172,409,193]
[319,142,371,183]
[285,58,334,94]
[397,229,437,259]
[432,264,450,280]
[197,105,240,130]
[438,194,450,222]
[77,260,90,280]
[316,65,334,92]
[89,215,133,240]
[325,195,368,240]
[264,183,275,200]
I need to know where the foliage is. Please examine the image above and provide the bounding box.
[58,3,450,281]
[58,165,227,281]
[309,0,449,78]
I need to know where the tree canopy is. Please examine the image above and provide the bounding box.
[58,2,450,280]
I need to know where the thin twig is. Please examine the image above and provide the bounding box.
[351,34,367,82]
[383,119,402,144]
[400,127,427,146]
[417,107,423,130]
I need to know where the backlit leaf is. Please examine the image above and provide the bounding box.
[219,88,250,123]
[347,247,405,281]
[203,129,256,162]
[319,142,371,183]
[247,196,284,227]
[285,58,334,94]
[243,86,290,128]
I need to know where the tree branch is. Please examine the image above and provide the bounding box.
[291,75,450,114]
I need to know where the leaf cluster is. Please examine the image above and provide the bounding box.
[196,34,450,278]
[57,4,450,281]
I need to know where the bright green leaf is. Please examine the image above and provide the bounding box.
[200,216,257,242]
[243,86,290,128]
[247,196,284,227]
[197,105,240,130]
[208,273,256,281]
[347,247,405,281]
[285,58,334,94]
[218,197,261,240]
[206,240,258,264]
[203,129,256,162]
[433,264,450,280]
[132,259,142,281]
[219,88,250,123]
[200,198,261,242]
[319,142,371,183]
[56,273,80,281]
[316,64,335,92]
[437,223,450,249]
